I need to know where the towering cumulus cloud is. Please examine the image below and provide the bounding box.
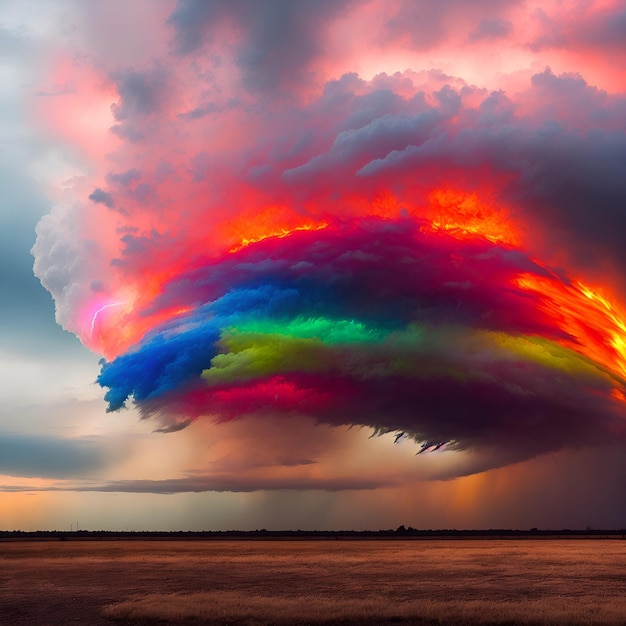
[32,0,626,473]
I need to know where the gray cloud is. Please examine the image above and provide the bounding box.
[285,108,446,185]
[0,165,84,356]
[469,17,513,41]
[380,0,518,49]
[530,4,626,53]
[0,434,109,478]
[111,66,169,120]
[167,0,353,91]
[107,168,142,187]
[109,65,170,141]
[88,188,115,208]
[351,70,626,280]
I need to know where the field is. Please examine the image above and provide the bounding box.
[1,539,626,625]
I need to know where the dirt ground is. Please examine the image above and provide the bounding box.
[1,539,626,625]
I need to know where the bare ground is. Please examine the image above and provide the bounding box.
[1,539,626,625]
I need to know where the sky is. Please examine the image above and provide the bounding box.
[2,0,626,532]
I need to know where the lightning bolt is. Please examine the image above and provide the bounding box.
[91,302,125,333]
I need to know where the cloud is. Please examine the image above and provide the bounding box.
[377,0,519,50]
[111,66,169,120]
[88,188,115,208]
[29,0,626,482]
[469,18,513,41]
[167,0,353,91]
[93,217,625,470]
[109,65,171,141]
[0,434,109,478]
[530,3,626,54]
[355,71,626,279]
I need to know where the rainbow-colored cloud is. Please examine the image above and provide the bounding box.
[31,0,626,473]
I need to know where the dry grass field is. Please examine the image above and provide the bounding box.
[1,539,626,625]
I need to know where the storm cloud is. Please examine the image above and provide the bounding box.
[29,0,626,479]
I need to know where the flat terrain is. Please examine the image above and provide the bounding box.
[1,539,626,625]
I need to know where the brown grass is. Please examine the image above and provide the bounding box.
[2,539,626,624]
[102,590,626,625]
